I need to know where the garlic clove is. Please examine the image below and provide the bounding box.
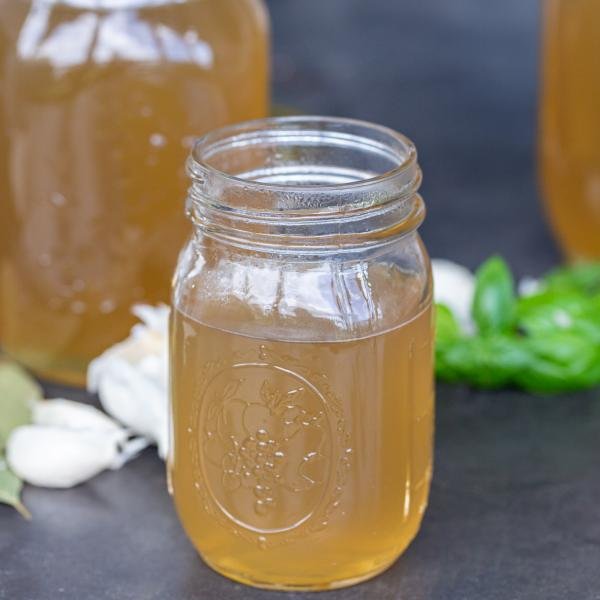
[95,358,168,459]
[132,303,170,334]
[431,259,476,333]
[518,276,542,298]
[87,304,169,460]
[6,426,124,488]
[138,352,169,391]
[33,398,123,434]
[87,304,169,389]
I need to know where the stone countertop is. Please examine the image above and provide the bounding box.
[3,1,599,599]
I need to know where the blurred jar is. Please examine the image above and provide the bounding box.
[169,117,434,590]
[0,0,269,385]
[539,0,600,260]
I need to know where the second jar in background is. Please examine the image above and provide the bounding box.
[539,0,600,260]
[0,0,269,384]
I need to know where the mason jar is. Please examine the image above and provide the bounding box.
[169,116,435,590]
[0,0,269,384]
[539,0,600,259]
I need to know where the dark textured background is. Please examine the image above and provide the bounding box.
[268,0,559,274]
[3,1,600,599]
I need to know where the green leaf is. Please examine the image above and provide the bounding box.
[435,303,462,345]
[472,256,516,334]
[0,458,31,519]
[0,360,37,518]
[525,331,595,366]
[516,290,598,336]
[436,257,600,393]
[0,360,41,451]
[544,262,600,295]
[575,358,600,389]
[436,335,531,389]
[515,331,600,393]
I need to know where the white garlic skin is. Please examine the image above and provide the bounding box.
[518,276,542,298]
[431,259,476,333]
[6,426,124,488]
[87,304,169,459]
[33,398,122,433]
[94,360,168,458]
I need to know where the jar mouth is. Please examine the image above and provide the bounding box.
[187,116,424,252]
[190,116,419,208]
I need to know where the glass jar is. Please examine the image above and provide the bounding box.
[539,0,600,260]
[169,117,435,590]
[0,0,269,384]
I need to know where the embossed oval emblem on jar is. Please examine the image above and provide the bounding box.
[190,346,351,547]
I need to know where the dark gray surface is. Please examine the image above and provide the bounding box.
[4,385,600,600]
[3,1,599,599]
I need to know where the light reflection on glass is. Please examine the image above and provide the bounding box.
[17,1,213,69]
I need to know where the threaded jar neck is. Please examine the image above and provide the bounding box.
[187,116,424,254]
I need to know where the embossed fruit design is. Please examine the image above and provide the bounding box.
[201,367,330,531]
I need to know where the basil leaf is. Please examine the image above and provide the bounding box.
[436,335,531,389]
[435,303,462,345]
[437,257,600,393]
[0,458,31,519]
[472,256,516,334]
[525,331,595,366]
[575,359,600,389]
[517,332,600,393]
[566,318,600,346]
[517,290,593,333]
[544,262,600,295]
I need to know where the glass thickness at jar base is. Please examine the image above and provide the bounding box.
[200,542,416,591]
[170,305,433,591]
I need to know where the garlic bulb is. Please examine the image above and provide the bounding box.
[88,304,169,458]
[7,426,126,488]
[33,398,123,433]
[431,259,475,332]
[6,398,148,488]
[518,276,542,298]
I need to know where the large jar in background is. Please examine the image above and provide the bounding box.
[0,0,269,385]
[539,0,600,260]
[169,117,434,590]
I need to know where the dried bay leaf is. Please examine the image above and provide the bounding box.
[0,358,39,517]
[0,359,41,450]
[0,458,30,519]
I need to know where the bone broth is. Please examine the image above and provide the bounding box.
[170,302,434,589]
[168,117,435,590]
[539,0,600,259]
[0,0,269,384]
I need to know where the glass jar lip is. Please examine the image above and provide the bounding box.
[189,115,418,195]
[188,116,424,252]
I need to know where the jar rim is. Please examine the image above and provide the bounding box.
[189,115,418,199]
[187,116,424,253]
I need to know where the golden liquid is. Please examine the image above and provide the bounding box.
[169,305,434,590]
[0,0,269,384]
[539,0,600,259]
